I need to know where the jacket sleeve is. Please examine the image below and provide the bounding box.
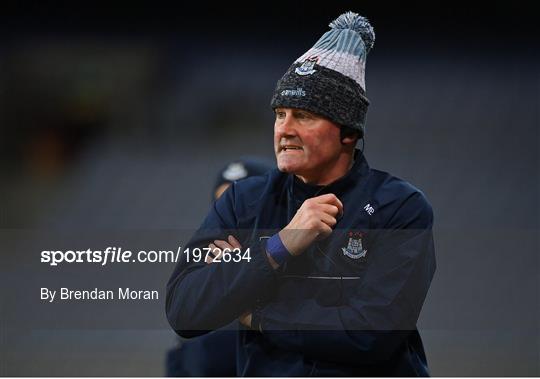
[166,183,278,338]
[251,192,436,365]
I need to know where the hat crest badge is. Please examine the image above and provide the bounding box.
[295,56,319,76]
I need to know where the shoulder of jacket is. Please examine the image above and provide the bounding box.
[368,169,433,227]
[231,168,284,204]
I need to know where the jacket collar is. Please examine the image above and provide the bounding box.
[288,149,370,201]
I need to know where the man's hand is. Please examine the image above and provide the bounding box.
[205,235,242,264]
[238,311,252,329]
[204,238,255,330]
[279,193,343,256]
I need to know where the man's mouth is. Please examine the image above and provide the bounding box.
[281,145,303,152]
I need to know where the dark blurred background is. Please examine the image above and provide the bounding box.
[1,1,538,376]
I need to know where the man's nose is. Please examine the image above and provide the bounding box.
[276,115,297,136]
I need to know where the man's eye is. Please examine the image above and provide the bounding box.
[275,112,286,119]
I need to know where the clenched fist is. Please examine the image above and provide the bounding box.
[279,193,343,256]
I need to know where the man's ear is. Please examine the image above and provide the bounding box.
[341,135,357,145]
[339,126,360,146]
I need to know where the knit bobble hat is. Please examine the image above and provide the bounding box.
[270,11,375,137]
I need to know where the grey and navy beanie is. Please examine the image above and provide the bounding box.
[270,11,375,137]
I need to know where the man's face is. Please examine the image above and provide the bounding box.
[274,107,346,185]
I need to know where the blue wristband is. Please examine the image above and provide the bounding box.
[266,233,292,266]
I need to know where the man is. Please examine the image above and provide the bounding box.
[167,11,435,376]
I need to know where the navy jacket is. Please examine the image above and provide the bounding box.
[166,324,237,376]
[166,152,436,376]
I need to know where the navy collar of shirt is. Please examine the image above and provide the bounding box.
[288,149,370,203]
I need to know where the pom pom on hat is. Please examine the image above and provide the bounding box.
[329,11,375,53]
